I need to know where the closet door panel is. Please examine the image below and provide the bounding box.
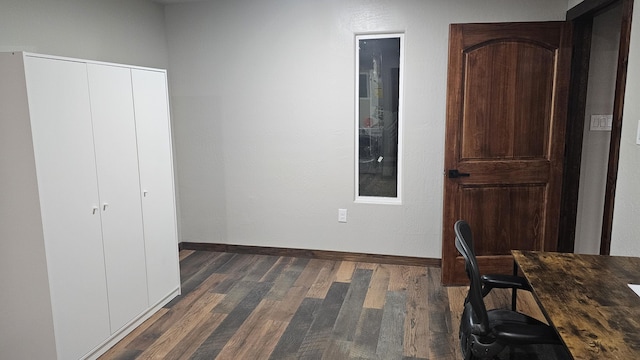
[87,64,149,331]
[24,56,110,360]
[132,69,180,304]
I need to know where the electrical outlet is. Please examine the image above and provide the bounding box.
[338,209,347,223]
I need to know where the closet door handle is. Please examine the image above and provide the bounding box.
[102,203,109,211]
[143,190,149,197]
[92,206,99,215]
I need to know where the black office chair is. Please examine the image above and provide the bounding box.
[455,220,531,310]
[454,220,566,360]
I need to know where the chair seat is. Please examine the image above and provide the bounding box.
[488,309,562,345]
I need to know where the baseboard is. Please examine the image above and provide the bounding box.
[179,242,441,267]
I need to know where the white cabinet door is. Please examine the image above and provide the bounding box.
[24,56,111,360]
[87,64,149,332]
[132,69,181,304]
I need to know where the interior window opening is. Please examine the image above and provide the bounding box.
[356,34,403,203]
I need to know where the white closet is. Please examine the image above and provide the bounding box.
[0,52,180,360]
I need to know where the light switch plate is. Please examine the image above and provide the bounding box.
[338,209,347,223]
[590,115,613,131]
[636,120,640,145]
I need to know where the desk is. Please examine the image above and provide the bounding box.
[512,250,640,359]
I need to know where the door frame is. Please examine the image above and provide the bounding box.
[557,0,633,255]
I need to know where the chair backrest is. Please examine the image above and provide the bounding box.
[456,218,476,255]
[454,220,490,335]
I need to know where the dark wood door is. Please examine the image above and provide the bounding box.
[442,22,573,285]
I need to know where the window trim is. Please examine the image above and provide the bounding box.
[354,33,404,205]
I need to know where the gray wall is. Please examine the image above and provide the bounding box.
[569,0,640,257]
[1,0,638,263]
[0,2,168,358]
[164,0,568,258]
[611,2,640,257]
[0,0,168,68]
[575,3,621,254]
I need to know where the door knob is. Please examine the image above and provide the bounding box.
[448,169,470,178]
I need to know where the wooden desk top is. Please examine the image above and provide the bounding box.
[512,250,640,360]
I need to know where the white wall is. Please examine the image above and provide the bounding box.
[611,2,640,257]
[165,0,568,258]
[0,0,168,69]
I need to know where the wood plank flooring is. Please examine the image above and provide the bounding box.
[101,250,546,360]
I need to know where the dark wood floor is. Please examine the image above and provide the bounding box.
[101,250,545,360]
